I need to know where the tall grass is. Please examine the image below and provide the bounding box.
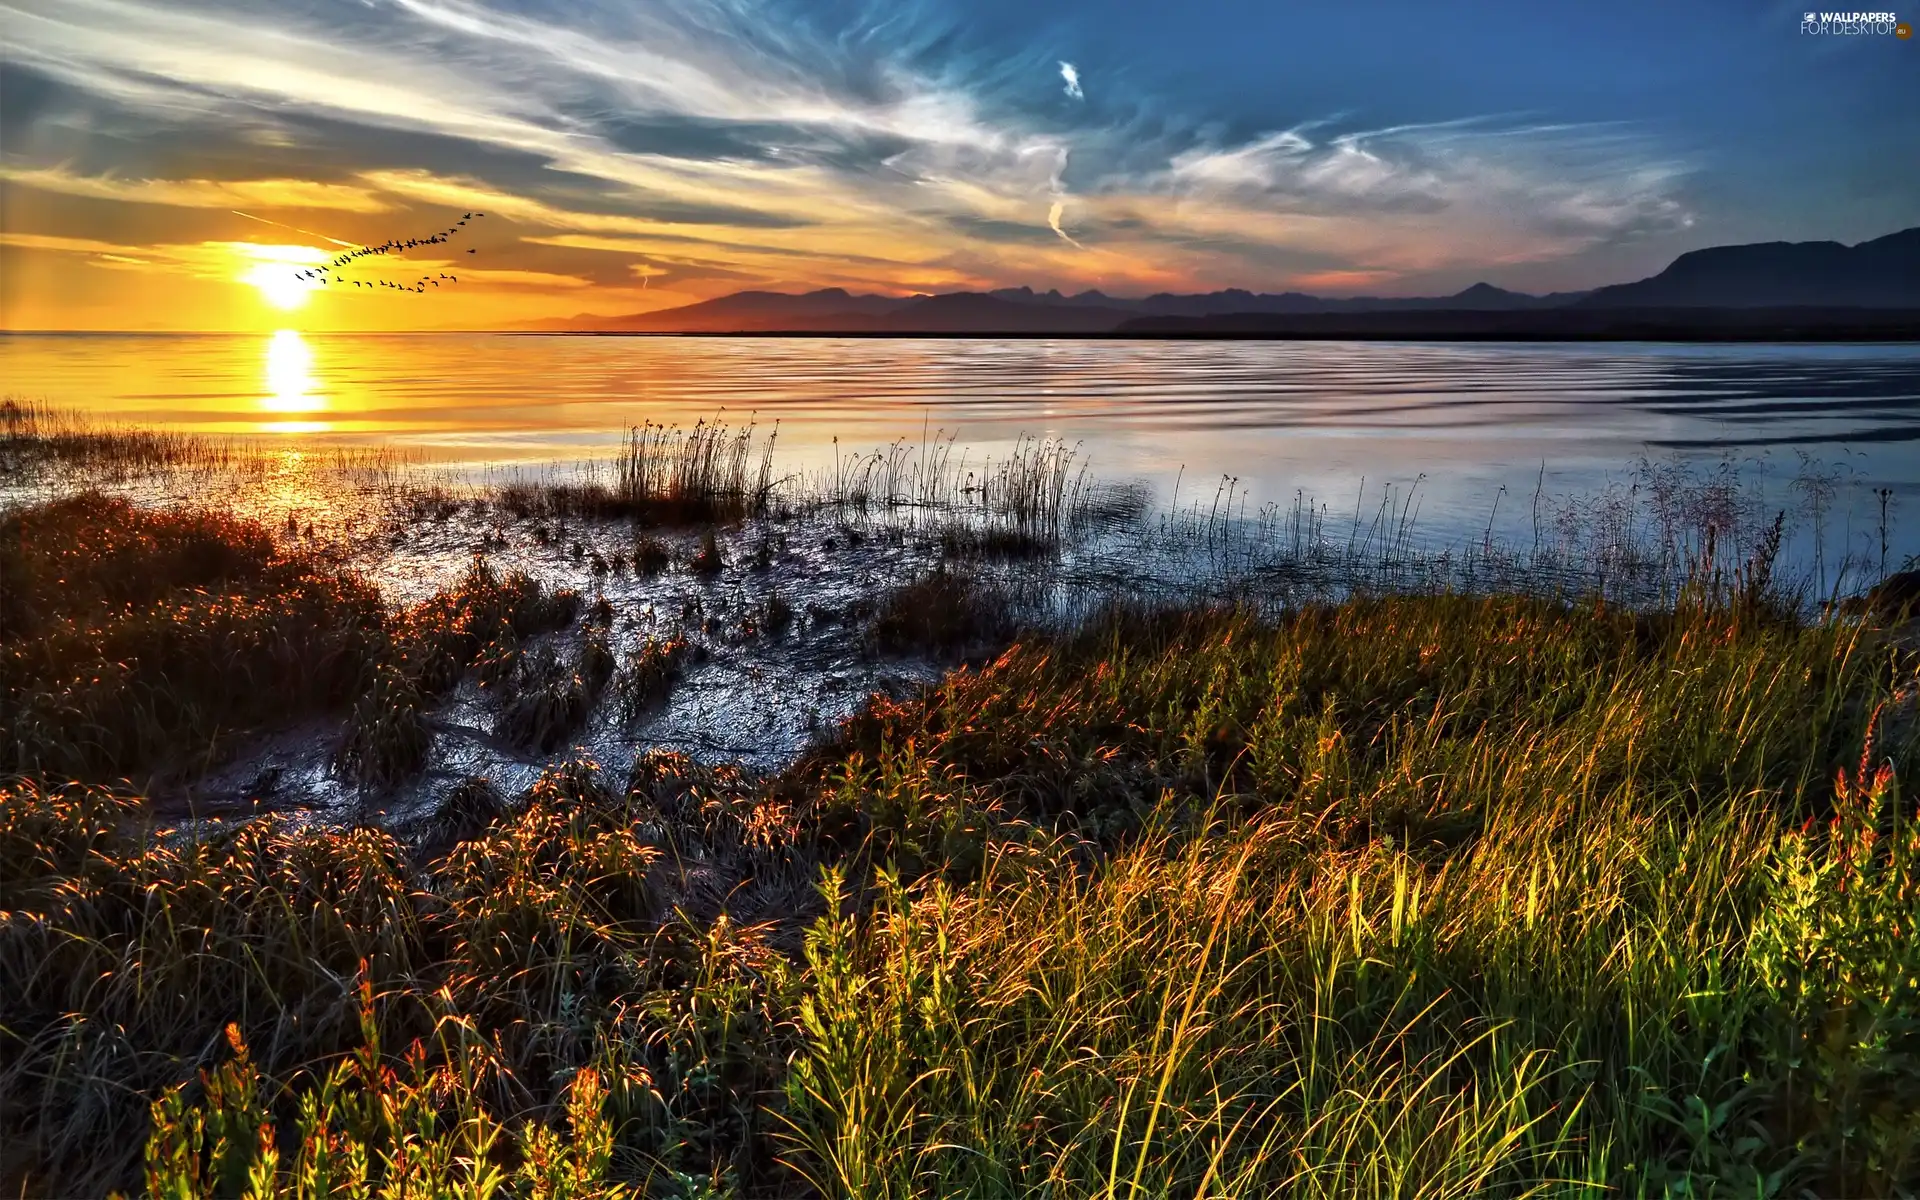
[0,760,801,1197]
[823,433,1130,559]
[1,494,387,782]
[782,594,1918,1196]
[495,420,779,525]
[5,591,1917,1194]
[1,399,405,489]
[2,399,240,481]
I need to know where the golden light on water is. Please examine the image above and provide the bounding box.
[260,330,332,432]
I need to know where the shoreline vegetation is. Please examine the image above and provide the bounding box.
[3,407,1919,1196]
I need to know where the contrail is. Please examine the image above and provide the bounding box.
[229,210,357,248]
[1047,200,1085,250]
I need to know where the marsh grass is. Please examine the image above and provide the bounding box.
[495,421,779,526]
[1,399,406,490]
[824,433,1114,560]
[615,636,690,720]
[2,399,242,481]
[6,436,1920,1196]
[1,494,387,783]
[0,762,801,1197]
[783,595,1920,1198]
[493,623,616,754]
[0,491,584,791]
[4,584,1919,1195]
[15,402,1884,619]
[865,566,1019,657]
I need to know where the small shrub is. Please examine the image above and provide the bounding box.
[617,637,689,719]
[867,567,1015,656]
[632,534,672,576]
[689,531,724,577]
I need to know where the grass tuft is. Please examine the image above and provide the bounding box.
[867,566,1017,657]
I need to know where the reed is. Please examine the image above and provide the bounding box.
[1,399,407,488]
[493,420,779,526]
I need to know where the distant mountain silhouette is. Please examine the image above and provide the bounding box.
[529,281,1590,333]
[521,226,1918,336]
[1576,228,1920,308]
[824,292,1141,333]
[522,287,913,332]
[1113,307,1920,341]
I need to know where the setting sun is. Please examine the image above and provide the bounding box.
[244,262,318,310]
[238,244,329,311]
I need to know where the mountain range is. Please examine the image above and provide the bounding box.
[521,227,1920,337]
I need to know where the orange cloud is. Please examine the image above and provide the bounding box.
[1287,269,1403,292]
[0,166,392,213]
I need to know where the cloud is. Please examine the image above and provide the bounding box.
[1059,61,1083,101]
[1147,119,1693,276]
[0,0,1698,316]
[1046,199,1085,249]
[0,164,392,212]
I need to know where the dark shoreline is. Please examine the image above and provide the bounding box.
[11,306,1920,341]
[506,306,1920,341]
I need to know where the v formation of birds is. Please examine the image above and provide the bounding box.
[293,212,485,295]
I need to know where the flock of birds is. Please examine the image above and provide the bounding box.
[293,211,485,295]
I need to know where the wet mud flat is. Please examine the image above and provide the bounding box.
[1,411,1088,840]
[174,501,970,831]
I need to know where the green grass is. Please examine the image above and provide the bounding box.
[3,498,1919,1197]
[787,599,1919,1197]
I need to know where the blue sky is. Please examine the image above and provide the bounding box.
[1,0,1914,328]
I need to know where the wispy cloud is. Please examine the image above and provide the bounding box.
[0,165,392,213]
[1046,199,1085,249]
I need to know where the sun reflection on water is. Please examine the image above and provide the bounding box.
[262,330,322,413]
[260,329,333,433]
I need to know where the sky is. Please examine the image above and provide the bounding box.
[1,0,1915,330]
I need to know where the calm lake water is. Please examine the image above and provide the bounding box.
[7,331,1920,559]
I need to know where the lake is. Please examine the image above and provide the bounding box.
[6,331,1920,562]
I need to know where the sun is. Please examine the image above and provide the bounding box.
[245,262,321,310]
[235,243,329,311]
